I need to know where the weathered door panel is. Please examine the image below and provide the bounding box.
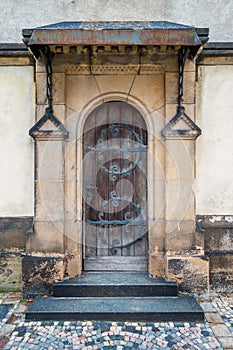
[83,101,148,271]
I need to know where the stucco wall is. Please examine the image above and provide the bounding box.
[0,0,232,43]
[0,66,34,216]
[196,65,233,215]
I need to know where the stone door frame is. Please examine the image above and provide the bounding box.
[76,95,159,271]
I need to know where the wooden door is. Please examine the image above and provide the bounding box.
[83,101,148,271]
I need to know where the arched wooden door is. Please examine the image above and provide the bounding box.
[83,101,148,271]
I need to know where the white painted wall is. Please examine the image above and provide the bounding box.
[196,65,233,215]
[0,0,232,43]
[0,67,34,216]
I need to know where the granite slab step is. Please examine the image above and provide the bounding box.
[53,272,177,297]
[25,296,204,322]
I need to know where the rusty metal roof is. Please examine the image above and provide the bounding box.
[22,21,208,47]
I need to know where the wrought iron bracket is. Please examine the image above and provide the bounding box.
[161,46,202,140]
[29,46,68,140]
[29,107,68,140]
[44,46,54,110]
[178,47,188,106]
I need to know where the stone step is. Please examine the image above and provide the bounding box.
[53,272,178,297]
[25,296,204,322]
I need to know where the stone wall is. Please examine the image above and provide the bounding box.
[0,217,33,291]
[197,215,233,292]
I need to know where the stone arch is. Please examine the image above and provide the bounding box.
[67,93,166,274]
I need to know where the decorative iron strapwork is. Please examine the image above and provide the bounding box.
[87,191,147,255]
[86,124,147,181]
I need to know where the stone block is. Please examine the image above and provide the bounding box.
[65,254,82,278]
[166,103,195,122]
[0,253,22,291]
[66,75,99,112]
[95,75,135,98]
[165,139,194,180]
[165,181,195,221]
[34,104,66,130]
[211,324,232,337]
[141,53,174,71]
[205,228,233,251]
[207,252,233,292]
[141,53,195,73]
[22,256,64,297]
[165,72,195,104]
[36,104,47,122]
[52,104,66,124]
[200,302,217,313]
[0,57,32,66]
[36,60,46,73]
[36,140,64,180]
[130,74,164,112]
[205,312,225,324]
[35,180,64,222]
[64,141,76,180]
[64,180,76,220]
[65,108,79,142]
[193,229,205,250]
[36,72,47,104]
[27,221,64,254]
[64,220,82,250]
[166,220,195,251]
[149,249,165,277]
[150,140,166,177]
[52,73,65,104]
[148,219,166,252]
[217,337,233,349]
[0,217,33,251]
[146,107,165,141]
[154,180,166,219]
[91,51,139,67]
[166,255,209,295]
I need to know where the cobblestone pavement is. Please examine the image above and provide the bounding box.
[0,292,232,349]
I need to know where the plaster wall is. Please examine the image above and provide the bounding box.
[196,65,233,215]
[0,0,232,43]
[0,66,34,216]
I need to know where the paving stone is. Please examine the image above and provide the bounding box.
[211,324,232,337]
[0,304,13,321]
[217,336,233,349]
[205,312,225,324]
[200,302,218,313]
[0,324,15,337]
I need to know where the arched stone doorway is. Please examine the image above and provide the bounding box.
[23,21,209,296]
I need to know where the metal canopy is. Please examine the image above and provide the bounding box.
[22,21,208,47]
